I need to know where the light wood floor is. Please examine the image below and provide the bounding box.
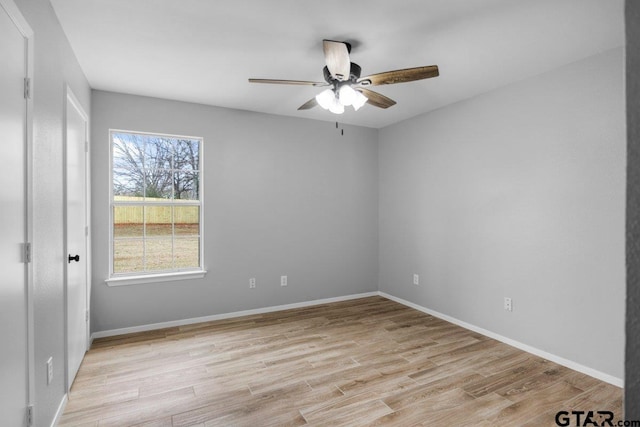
[60,296,622,426]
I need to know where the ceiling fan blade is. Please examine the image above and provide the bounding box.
[248,78,327,86]
[357,65,439,86]
[297,98,318,110]
[323,40,351,81]
[356,88,397,109]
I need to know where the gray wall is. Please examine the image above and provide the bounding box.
[626,0,640,416]
[13,0,91,425]
[91,91,379,332]
[378,48,625,379]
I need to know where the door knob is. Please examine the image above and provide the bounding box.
[68,254,80,263]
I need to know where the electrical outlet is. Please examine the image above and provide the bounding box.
[504,297,513,312]
[249,278,256,289]
[46,357,53,385]
[280,275,287,287]
[413,274,419,285]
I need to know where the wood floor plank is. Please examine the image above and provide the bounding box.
[378,391,513,427]
[59,296,622,426]
[64,387,139,413]
[204,409,307,427]
[494,365,572,402]
[463,358,553,398]
[300,392,393,426]
[487,381,584,425]
[129,417,173,427]
[566,382,625,408]
[372,388,475,426]
[400,336,481,362]
[59,387,195,426]
[471,348,532,376]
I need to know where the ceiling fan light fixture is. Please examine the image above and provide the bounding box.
[329,97,345,114]
[315,89,335,110]
[352,90,368,111]
[338,85,358,106]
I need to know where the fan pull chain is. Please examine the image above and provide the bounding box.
[335,122,344,136]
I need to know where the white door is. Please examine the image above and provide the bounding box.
[0,2,29,425]
[65,90,89,389]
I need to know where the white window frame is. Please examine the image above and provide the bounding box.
[106,129,206,286]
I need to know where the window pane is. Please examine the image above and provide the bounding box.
[113,133,144,197]
[174,171,199,200]
[145,238,173,271]
[113,167,143,197]
[174,138,200,171]
[174,237,199,269]
[144,136,173,170]
[114,239,144,273]
[113,205,143,238]
[145,205,172,237]
[174,206,199,236]
[144,170,172,199]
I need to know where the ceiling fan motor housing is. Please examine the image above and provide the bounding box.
[323,62,362,84]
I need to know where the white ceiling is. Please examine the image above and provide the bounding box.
[50,0,624,129]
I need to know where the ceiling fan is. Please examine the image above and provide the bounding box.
[249,40,439,114]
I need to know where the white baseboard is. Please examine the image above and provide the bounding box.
[51,393,68,427]
[378,291,623,388]
[90,291,379,341]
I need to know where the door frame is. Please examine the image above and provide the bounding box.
[0,0,35,417]
[63,85,91,392]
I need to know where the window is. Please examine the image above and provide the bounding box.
[108,130,204,284]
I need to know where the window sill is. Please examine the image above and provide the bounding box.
[106,270,207,287]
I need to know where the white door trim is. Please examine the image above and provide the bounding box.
[0,0,35,417]
[63,85,91,392]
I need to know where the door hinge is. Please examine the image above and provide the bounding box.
[23,242,31,263]
[26,405,34,427]
[85,140,89,153]
[85,310,89,322]
[24,77,31,99]
[85,226,89,237]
